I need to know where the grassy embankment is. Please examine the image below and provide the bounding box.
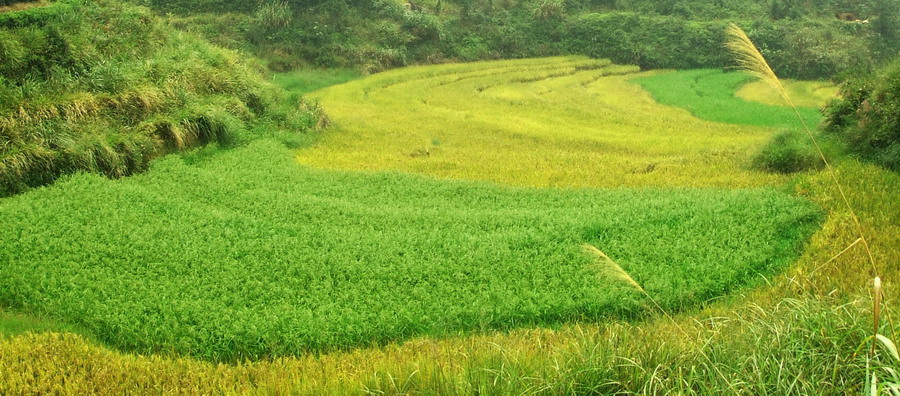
[0,0,322,197]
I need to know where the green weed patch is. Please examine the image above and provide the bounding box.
[0,139,819,360]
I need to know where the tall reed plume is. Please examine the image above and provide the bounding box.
[724,23,878,278]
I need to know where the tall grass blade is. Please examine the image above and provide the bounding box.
[876,334,899,361]
[581,244,644,293]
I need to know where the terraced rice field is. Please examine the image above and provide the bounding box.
[296,57,814,188]
[0,58,832,365]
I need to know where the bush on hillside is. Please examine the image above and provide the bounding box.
[824,59,900,170]
[752,130,824,174]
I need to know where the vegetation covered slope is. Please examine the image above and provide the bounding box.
[0,139,819,360]
[824,59,900,170]
[0,0,321,196]
[0,147,896,395]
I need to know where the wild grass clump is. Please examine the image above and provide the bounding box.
[0,0,315,196]
[0,139,820,361]
[752,130,824,173]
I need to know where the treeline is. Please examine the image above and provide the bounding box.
[135,0,899,79]
[567,14,881,80]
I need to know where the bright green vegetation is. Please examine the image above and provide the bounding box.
[0,0,322,197]
[737,79,838,108]
[0,139,819,360]
[0,160,895,394]
[272,68,361,101]
[633,69,824,129]
[0,0,896,388]
[296,57,790,188]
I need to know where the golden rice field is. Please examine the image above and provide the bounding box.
[297,56,788,188]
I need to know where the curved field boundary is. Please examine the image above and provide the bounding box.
[736,79,838,108]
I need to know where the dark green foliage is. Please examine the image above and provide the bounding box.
[0,0,316,196]
[566,13,729,71]
[752,130,824,174]
[633,69,823,128]
[567,14,877,79]
[824,59,900,170]
[871,0,900,58]
[144,0,892,79]
[0,139,820,361]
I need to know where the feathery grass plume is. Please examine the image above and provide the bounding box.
[725,22,879,278]
[873,277,882,356]
[724,24,788,105]
[581,244,644,293]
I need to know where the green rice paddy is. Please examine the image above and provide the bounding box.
[633,69,825,129]
[0,139,819,360]
[0,57,839,367]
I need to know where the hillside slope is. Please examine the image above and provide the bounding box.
[0,0,322,196]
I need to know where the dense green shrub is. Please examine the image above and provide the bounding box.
[824,59,900,170]
[752,130,824,174]
[132,0,895,78]
[565,13,729,71]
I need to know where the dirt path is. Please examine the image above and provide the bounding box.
[0,0,49,13]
